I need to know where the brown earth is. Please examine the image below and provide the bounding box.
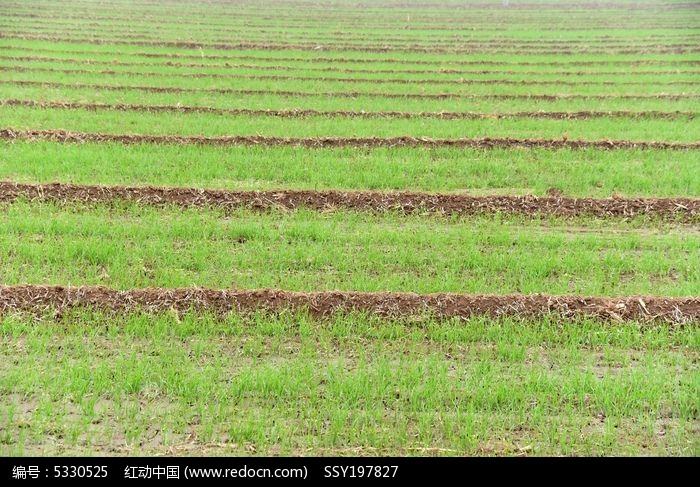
[4,26,696,52]
[3,1,696,16]
[5,25,695,51]
[1,181,697,222]
[3,65,695,87]
[5,79,697,101]
[7,54,699,77]
[2,128,699,150]
[6,18,697,34]
[8,10,697,32]
[1,33,699,54]
[9,18,695,46]
[4,27,694,52]
[339,1,700,10]
[10,20,694,32]
[3,99,693,121]
[0,285,697,323]
[4,21,696,48]
[2,3,696,24]
[8,45,700,66]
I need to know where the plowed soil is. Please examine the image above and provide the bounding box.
[1,181,697,221]
[0,285,696,323]
[2,129,698,150]
[9,45,700,66]
[5,80,697,101]
[5,65,695,87]
[2,33,698,54]
[3,100,692,120]
[6,54,699,77]
[8,26,691,50]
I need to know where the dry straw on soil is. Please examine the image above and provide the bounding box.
[5,79,698,100]
[1,181,698,221]
[2,99,693,120]
[1,285,697,323]
[2,33,698,54]
[2,128,699,150]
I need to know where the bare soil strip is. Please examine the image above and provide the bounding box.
[2,33,699,54]
[8,21,695,48]
[5,79,696,101]
[1,182,697,222]
[6,13,698,41]
[0,285,696,323]
[3,99,692,121]
[6,45,700,67]
[3,17,693,32]
[1,3,696,22]
[6,54,699,77]
[5,27,697,52]
[2,1,696,15]
[2,129,698,151]
[4,8,700,27]
[4,22,697,48]
[3,65,696,86]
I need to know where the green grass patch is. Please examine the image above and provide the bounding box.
[0,201,697,295]
[4,84,698,113]
[1,310,697,456]
[2,104,699,141]
[4,57,700,85]
[1,69,696,96]
[1,141,699,197]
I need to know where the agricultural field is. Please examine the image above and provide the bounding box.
[0,0,698,456]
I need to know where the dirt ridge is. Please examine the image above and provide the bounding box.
[3,99,693,121]
[8,54,700,77]
[1,181,697,222]
[3,65,697,87]
[3,23,697,48]
[4,29,698,53]
[0,285,697,323]
[1,129,698,150]
[5,79,697,101]
[8,45,700,67]
[2,33,699,54]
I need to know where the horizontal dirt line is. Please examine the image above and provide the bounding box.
[9,16,700,38]
[4,79,697,101]
[5,65,697,87]
[3,3,692,16]
[1,4,695,19]
[2,13,692,27]
[3,99,694,121]
[2,1,695,13]
[6,44,700,67]
[0,285,697,323]
[1,182,697,222]
[8,21,696,47]
[5,8,700,25]
[2,33,699,54]
[7,14,699,41]
[1,11,693,21]
[6,54,699,77]
[4,24,697,47]
[2,129,699,151]
[5,28,696,51]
